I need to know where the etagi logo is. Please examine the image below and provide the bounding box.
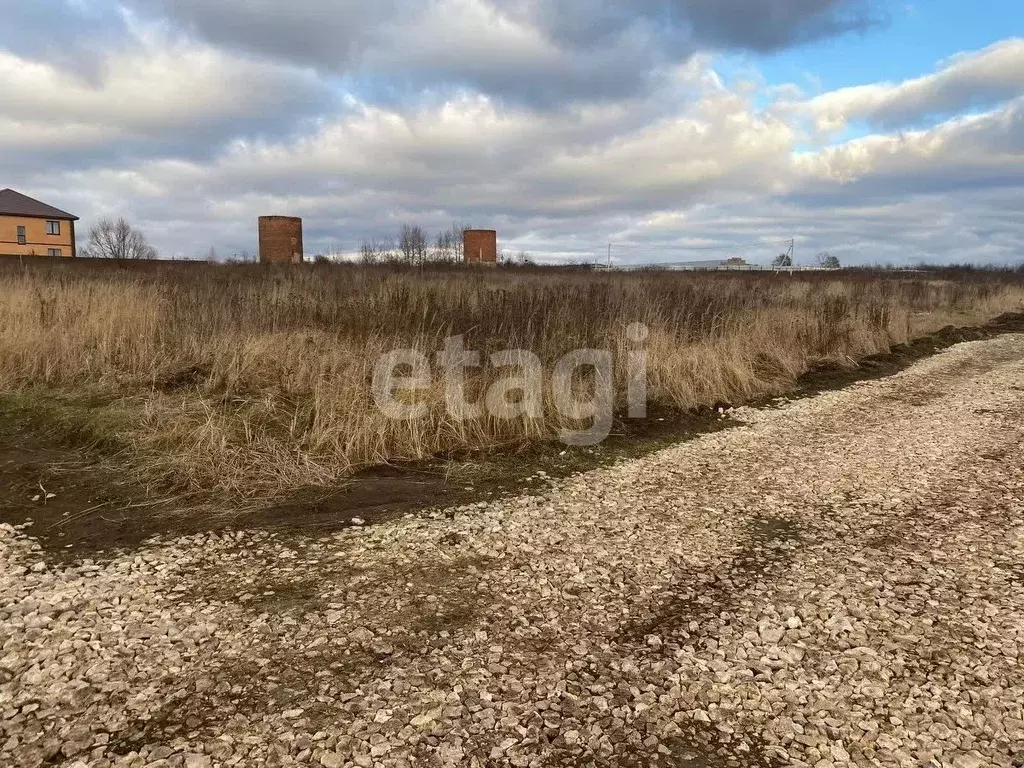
[372,323,649,446]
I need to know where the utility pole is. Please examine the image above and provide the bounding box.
[607,243,612,270]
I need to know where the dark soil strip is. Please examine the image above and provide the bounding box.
[0,404,744,560]
[787,312,1024,398]
[2,313,1022,560]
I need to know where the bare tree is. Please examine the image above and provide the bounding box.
[365,222,471,266]
[434,229,457,263]
[359,240,379,265]
[450,221,471,263]
[359,237,397,264]
[82,218,158,260]
[399,224,428,266]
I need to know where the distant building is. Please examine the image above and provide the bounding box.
[259,216,304,264]
[665,258,751,271]
[464,230,498,265]
[0,189,78,258]
[614,256,756,272]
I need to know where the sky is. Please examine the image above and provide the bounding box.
[1,0,1023,266]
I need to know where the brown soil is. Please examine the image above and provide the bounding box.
[788,312,1024,396]
[0,409,736,561]
[0,436,205,554]
[2,312,1022,560]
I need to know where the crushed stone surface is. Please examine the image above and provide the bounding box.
[3,334,1024,768]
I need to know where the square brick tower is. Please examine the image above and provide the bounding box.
[259,216,304,264]
[463,230,497,265]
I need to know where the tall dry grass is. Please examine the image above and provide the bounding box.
[1,259,1022,494]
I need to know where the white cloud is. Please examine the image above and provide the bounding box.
[122,59,794,223]
[797,37,1024,133]
[0,22,328,159]
[21,53,1024,265]
[794,98,1024,189]
[121,0,880,104]
[1,3,1022,267]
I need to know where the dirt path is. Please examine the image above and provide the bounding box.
[3,334,1024,768]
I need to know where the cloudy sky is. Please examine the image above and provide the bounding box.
[2,0,1023,265]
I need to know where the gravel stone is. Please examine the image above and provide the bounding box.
[2,334,1024,766]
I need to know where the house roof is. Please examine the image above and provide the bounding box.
[0,189,78,221]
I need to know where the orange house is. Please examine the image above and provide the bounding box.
[0,188,78,258]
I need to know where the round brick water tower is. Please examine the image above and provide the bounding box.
[258,216,304,264]
[463,229,498,265]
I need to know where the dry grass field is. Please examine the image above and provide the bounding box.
[1,259,1022,495]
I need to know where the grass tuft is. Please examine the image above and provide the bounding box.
[1,259,1022,494]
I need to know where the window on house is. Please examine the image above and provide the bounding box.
[46,220,61,235]
[17,226,26,245]
[48,248,63,257]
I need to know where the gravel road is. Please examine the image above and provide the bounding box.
[3,334,1024,768]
